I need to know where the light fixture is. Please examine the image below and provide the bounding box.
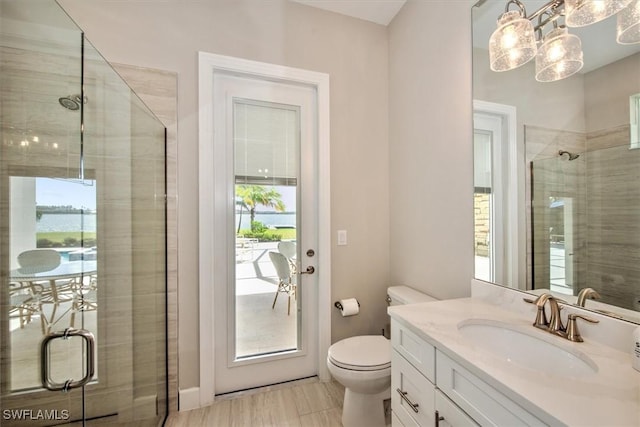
[489,0,636,82]
[536,26,584,81]
[617,0,640,44]
[565,0,632,27]
[490,1,537,71]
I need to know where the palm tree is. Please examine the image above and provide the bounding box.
[235,185,286,231]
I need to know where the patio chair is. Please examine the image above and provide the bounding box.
[277,241,296,260]
[17,249,60,274]
[8,282,40,329]
[17,249,74,302]
[17,249,75,333]
[269,251,296,315]
[277,241,297,273]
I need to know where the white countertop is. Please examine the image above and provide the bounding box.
[388,298,640,427]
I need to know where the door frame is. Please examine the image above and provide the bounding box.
[197,52,331,407]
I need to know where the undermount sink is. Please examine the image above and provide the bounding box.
[457,319,598,377]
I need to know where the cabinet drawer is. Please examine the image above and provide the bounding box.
[392,320,436,381]
[392,411,405,427]
[392,350,435,427]
[436,350,546,427]
[435,390,478,427]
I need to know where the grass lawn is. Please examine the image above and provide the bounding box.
[238,228,297,241]
[37,232,97,247]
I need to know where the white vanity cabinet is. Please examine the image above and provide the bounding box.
[391,319,545,427]
[391,321,476,427]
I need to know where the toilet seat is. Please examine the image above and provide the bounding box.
[328,335,390,371]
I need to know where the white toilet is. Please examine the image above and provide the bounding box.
[327,286,436,427]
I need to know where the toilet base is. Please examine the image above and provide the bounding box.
[341,386,390,427]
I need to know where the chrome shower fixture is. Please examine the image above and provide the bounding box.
[559,150,580,160]
[58,94,86,111]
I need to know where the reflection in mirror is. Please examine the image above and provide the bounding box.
[472,0,640,323]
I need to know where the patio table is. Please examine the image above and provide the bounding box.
[9,260,97,333]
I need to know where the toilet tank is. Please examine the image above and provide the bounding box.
[387,285,436,306]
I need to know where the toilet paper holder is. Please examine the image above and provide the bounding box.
[334,300,360,310]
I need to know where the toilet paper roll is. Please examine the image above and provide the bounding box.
[339,298,360,317]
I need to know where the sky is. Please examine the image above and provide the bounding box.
[36,178,97,209]
[35,179,293,212]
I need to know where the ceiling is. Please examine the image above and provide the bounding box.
[290,0,406,26]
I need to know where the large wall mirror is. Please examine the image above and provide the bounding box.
[472,0,640,323]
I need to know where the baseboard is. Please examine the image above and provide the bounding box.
[178,387,201,411]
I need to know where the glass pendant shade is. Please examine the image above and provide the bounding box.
[489,10,537,71]
[565,0,633,27]
[617,0,640,44]
[535,27,584,82]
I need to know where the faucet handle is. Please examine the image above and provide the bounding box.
[566,313,599,342]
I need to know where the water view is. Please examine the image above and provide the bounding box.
[37,213,97,232]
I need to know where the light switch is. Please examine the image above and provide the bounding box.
[337,230,347,246]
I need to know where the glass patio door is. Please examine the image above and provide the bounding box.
[213,72,319,394]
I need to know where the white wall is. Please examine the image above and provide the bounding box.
[388,0,475,300]
[58,0,391,392]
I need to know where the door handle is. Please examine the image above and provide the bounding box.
[41,327,95,392]
[300,266,315,275]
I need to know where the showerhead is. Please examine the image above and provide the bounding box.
[559,150,580,161]
[58,94,86,111]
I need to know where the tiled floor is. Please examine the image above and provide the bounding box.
[165,378,345,427]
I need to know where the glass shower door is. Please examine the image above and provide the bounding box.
[531,154,585,296]
[1,1,167,425]
[80,38,167,424]
[1,1,85,423]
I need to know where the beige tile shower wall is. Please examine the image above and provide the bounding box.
[84,54,138,420]
[585,139,640,310]
[0,46,83,173]
[112,63,178,414]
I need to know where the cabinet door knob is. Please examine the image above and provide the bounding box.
[396,388,419,413]
[435,410,445,426]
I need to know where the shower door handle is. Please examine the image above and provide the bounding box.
[41,328,95,392]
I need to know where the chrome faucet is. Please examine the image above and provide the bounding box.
[577,287,601,307]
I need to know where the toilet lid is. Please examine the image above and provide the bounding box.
[328,335,391,371]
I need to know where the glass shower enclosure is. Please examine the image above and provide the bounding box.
[531,142,640,311]
[0,0,167,425]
